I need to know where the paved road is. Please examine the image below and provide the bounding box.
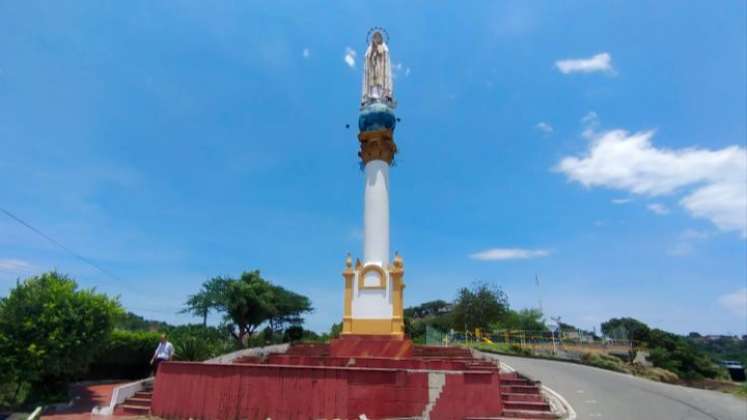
[494,354,747,420]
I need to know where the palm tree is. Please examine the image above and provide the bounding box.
[181,277,227,327]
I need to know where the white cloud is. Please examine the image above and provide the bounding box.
[611,198,632,204]
[302,48,310,58]
[679,228,710,240]
[0,258,32,272]
[667,242,693,256]
[555,53,614,74]
[392,62,411,79]
[718,288,747,318]
[536,122,553,135]
[344,47,356,68]
[647,203,670,215]
[470,248,551,261]
[667,229,710,256]
[556,129,747,236]
[581,111,600,127]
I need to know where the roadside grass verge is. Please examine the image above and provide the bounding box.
[470,342,747,396]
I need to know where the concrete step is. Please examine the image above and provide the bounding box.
[119,404,150,415]
[501,392,544,402]
[500,409,558,419]
[503,401,551,412]
[500,385,541,394]
[466,417,554,420]
[124,397,151,407]
[134,391,153,398]
[501,378,533,386]
[466,415,557,420]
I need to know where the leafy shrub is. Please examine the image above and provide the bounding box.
[87,329,160,380]
[633,366,680,383]
[284,325,304,342]
[168,325,234,361]
[646,329,721,380]
[0,272,122,404]
[581,352,629,373]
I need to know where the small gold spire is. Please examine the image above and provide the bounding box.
[393,251,403,268]
[345,252,352,269]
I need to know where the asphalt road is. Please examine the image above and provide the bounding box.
[493,354,747,420]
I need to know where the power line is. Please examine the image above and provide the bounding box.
[1,207,129,287]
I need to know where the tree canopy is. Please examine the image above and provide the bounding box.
[0,272,122,401]
[498,308,548,332]
[182,270,312,347]
[601,317,651,342]
[451,282,508,333]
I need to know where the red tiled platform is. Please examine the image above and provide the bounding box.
[329,334,414,358]
[148,336,556,419]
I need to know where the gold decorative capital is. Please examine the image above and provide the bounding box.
[358,129,397,165]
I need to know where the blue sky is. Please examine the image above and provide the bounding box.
[1,1,745,335]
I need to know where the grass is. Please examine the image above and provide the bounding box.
[736,382,747,398]
[470,342,532,357]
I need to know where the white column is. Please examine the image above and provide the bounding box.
[363,159,390,266]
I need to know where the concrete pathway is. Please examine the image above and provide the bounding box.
[497,354,747,420]
[41,381,133,420]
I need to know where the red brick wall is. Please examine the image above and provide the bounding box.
[151,362,429,419]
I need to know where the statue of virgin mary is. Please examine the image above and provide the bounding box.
[361,30,395,108]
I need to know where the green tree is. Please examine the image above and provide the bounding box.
[266,285,313,333]
[182,272,312,347]
[181,276,228,327]
[0,272,122,402]
[499,308,548,332]
[284,325,304,342]
[404,300,455,341]
[451,282,508,333]
[329,322,342,339]
[115,311,170,331]
[601,317,650,342]
[646,329,721,379]
[405,300,451,319]
[219,271,275,346]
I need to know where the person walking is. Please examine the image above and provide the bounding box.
[150,334,174,376]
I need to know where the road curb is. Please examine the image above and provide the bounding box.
[474,350,577,420]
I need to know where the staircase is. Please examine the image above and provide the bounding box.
[114,381,153,416]
[497,373,557,419]
[466,372,558,420]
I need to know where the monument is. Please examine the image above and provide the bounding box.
[144,29,556,420]
[342,28,405,338]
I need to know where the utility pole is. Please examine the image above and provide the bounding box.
[550,316,562,355]
[536,274,543,313]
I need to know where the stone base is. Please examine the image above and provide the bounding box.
[330,334,413,358]
[342,316,404,337]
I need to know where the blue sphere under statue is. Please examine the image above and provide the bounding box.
[359,102,396,133]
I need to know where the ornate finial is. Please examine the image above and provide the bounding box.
[354,258,363,270]
[393,251,403,268]
[345,252,352,269]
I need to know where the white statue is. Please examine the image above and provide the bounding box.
[361,30,394,107]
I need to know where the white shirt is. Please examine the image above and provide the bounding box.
[154,341,174,360]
